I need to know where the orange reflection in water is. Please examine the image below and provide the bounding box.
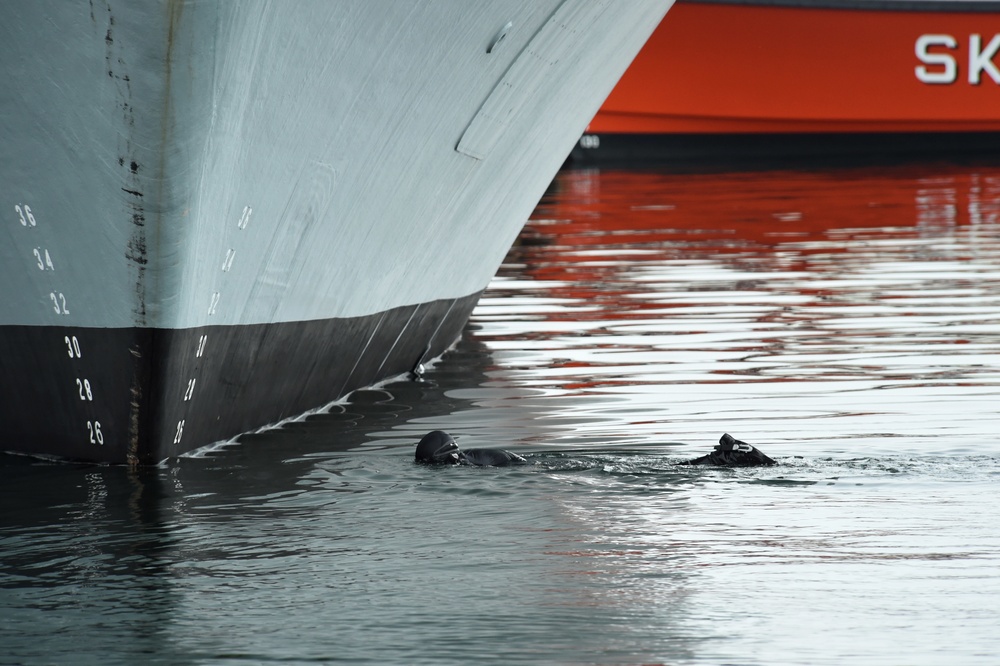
[474,163,1000,408]
[508,165,1000,320]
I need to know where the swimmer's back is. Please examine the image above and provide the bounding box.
[462,448,527,467]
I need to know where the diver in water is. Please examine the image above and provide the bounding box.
[414,430,528,467]
[679,433,776,467]
[414,430,774,467]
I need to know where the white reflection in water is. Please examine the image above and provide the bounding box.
[451,165,1000,664]
[470,166,1000,459]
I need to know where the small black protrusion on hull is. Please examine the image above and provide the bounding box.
[410,344,431,380]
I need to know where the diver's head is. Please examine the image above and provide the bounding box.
[415,430,462,464]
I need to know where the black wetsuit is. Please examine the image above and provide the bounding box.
[681,433,776,467]
[414,430,527,467]
[416,430,772,469]
[459,448,527,467]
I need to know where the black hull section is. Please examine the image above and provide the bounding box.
[0,292,480,464]
[568,132,1000,169]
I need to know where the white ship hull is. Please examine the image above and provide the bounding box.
[0,0,670,463]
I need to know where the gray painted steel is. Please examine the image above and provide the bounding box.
[2,0,670,329]
[0,1,670,461]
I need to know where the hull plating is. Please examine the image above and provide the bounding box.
[0,0,670,462]
[577,0,1000,160]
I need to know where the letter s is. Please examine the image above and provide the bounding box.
[915,34,957,84]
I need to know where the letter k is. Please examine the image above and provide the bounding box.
[969,34,1000,84]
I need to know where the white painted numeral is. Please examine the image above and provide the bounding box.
[87,420,104,445]
[195,334,208,358]
[208,292,220,315]
[76,378,93,401]
[222,248,236,272]
[50,292,70,315]
[183,378,196,401]
[65,335,82,358]
[173,419,185,444]
[238,205,252,229]
[15,204,36,227]
[34,248,54,270]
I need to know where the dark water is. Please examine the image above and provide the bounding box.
[3,163,1000,665]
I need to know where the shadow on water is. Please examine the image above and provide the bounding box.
[0,462,188,663]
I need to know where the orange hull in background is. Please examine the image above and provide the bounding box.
[580,0,1000,159]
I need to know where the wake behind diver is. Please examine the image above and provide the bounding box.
[413,430,775,467]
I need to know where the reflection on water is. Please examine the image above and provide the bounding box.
[473,165,1000,458]
[2,163,1000,665]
